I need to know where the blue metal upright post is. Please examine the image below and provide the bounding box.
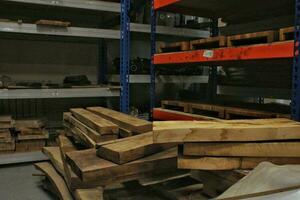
[207,18,219,102]
[120,0,130,113]
[150,0,156,120]
[292,0,300,121]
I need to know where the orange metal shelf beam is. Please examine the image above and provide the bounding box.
[153,108,203,121]
[154,41,294,65]
[154,0,180,10]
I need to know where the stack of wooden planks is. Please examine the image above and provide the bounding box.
[15,119,49,152]
[63,107,153,148]
[37,107,224,199]
[0,116,15,153]
[36,133,191,199]
[152,118,300,171]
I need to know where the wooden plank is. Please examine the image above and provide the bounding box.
[189,102,225,118]
[66,148,178,185]
[34,162,73,200]
[67,125,96,148]
[178,147,300,170]
[58,135,101,190]
[190,36,227,50]
[75,188,103,200]
[36,19,71,27]
[279,26,294,41]
[227,30,277,47]
[87,107,152,134]
[15,119,44,129]
[17,130,49,140]
[0,130,12,142]
[96,132,175,164]
[0,138,15,152]
[16,140,45,152]
[224,107,276,119]
[153,119,300,144]
[18,127,45,135]
[42,147,65,177]
[158,41,190,53]
[183,142,300,157]
[70,108,119,135]
[161,100,190,113]
[63,112,117,143]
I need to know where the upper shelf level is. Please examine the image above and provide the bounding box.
[154,41,293,65]
[154,0,294,24]
[2,0,120,13]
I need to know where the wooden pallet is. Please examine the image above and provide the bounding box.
[279,26,294,41]
[161,100,190,113]
[224,107,277,120]
[158,41,190,53]
[189,103,226,118]
[227,30,276,47]
[190,36,227,50]
[161,100,286,120]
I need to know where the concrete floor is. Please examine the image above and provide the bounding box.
[0,164,55,200]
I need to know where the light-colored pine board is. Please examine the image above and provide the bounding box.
[66,148,178,185]
[87,107,152,134]
[153,119,300,143]
[70,108,119,135]
[75,188,103,200]
[34,162,73,200]
[183,142,300,157]
[97,132,175,164]
[42,147,65,177]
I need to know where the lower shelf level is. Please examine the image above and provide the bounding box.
[0,87,120,99]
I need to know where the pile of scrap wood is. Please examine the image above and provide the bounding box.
[152,118,300,170]
[0,116,15,153]
[15,119,49,152]
[38,107,237,199]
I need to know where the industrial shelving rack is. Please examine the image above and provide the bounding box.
[0,0,211,116]
[0,0,122,100]
[150,0,299,120]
